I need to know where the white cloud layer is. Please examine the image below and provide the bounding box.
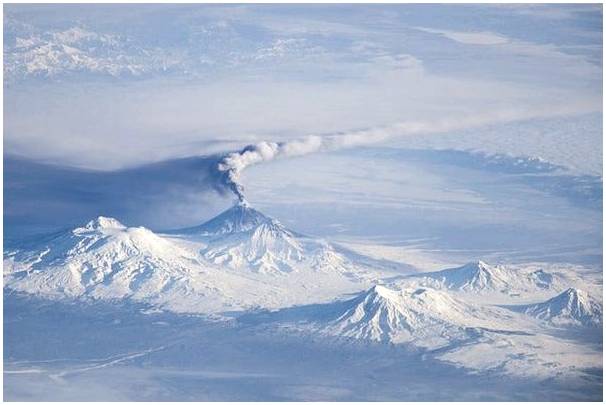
[3,4,602,173]
[414,27,510,45]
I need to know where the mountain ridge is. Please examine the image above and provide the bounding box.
[405,260,565,295]
[4,208,387,312]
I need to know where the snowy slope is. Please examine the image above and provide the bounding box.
[4,216,302,313]
[194,201,305,274]
[404,260,566,296]
[267,284,532,350]
[171,201,395,277]
[4,213,602,383]
[4,210,391,313]
[177,200,275,236]
[246,282,601,379]
[519,288,602,327]
[3,216,243,312]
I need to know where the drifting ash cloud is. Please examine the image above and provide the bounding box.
[216,107,591,202]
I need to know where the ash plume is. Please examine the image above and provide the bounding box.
[217,136,323,202]
[216,109,568,202]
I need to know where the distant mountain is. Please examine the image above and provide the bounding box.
[4,25,180,81]
[419,261,510,291]
[520,288,602,327]
[406,260,564,294]
[309,285,525,349]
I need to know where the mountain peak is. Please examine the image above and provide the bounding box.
[367,284,399,300]
[476,260,489,268]
[81,216,126,231]
[410,260,510,292]
[175,202,286,237]
[550,287,592,309]
[200,203,272,236]
[200,204,306,273]
[461,260,491,273]
[562,287,586,298]
[322,285,497,346]
[522,287,602,327]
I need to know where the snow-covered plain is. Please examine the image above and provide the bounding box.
[5,293,600,401]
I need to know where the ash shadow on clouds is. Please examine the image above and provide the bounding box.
[4,155,231,243]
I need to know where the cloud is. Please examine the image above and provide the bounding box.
[4,4,601,173]
[486,4,603,21]
[415,27,510,45]
[215,103,601,202]
[6,58,599,172]
[412,24,601,82]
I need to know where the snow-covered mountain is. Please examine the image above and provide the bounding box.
[182,201,305,273]
[4,212,602,385]
[5,208,600,343]
[519,288,602,327]
[404,260,564,295]
[4,208,392,312]
[4,25,181,81]
[3,216,235,311]
[170,201,391,277]
[5,215,328,314]
[274,284,529,349]
[177,200,271,236]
